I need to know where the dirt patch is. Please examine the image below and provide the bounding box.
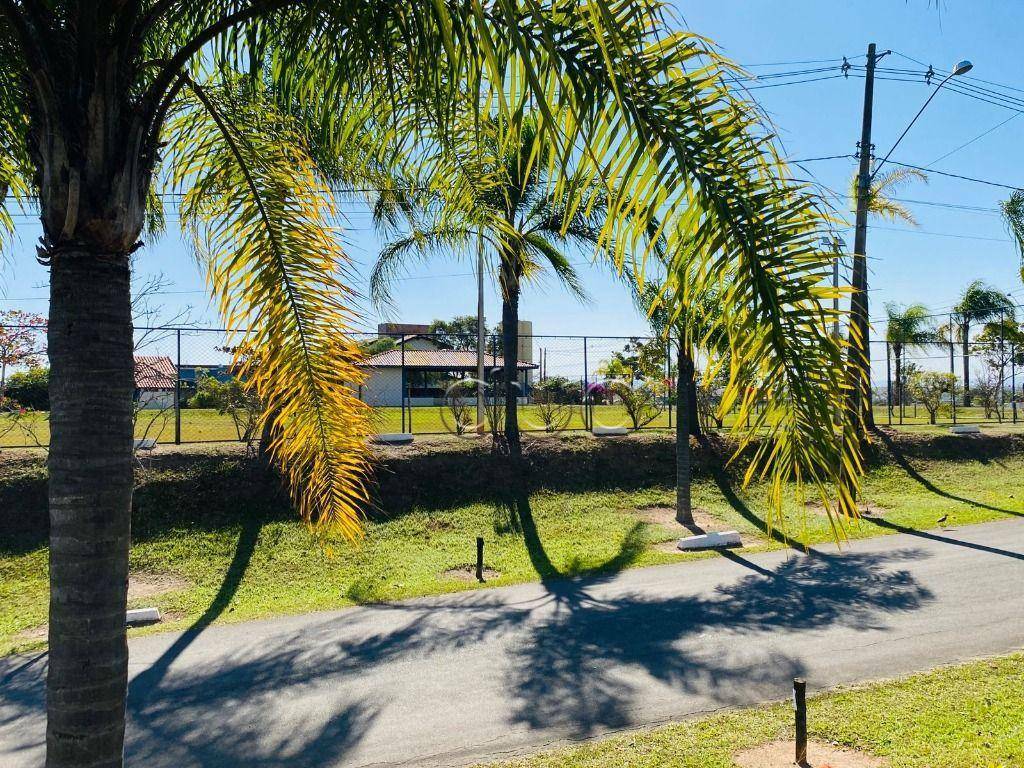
[804,501,888,519]
[734,740,887,768]
[635,506,755,550]
[13,624,48,643]
[128,572,189,601]
[443,565,502,582]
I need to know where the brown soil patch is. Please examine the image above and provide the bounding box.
[734,740,887,768]
[636,506,755,550]
[804,501,888,519]
[13,624,48,643]
[443,565,502,582]
[128,572,189,601]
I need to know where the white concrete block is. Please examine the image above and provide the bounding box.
[949,425,981,435]
[126,607,161,626]
[592,426,629,436]
[373,433,415,445]
[677,530,742,550]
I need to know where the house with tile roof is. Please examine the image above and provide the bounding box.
[358,334,537,406]
[134,355,177,410]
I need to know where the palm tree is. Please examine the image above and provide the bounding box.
[0,5,861,765]
[846,167,926,433]
[626,275,725,525]
[946,281,1016,406]
[372,115,599,458]
[1002,190,1024,283]
[885,303,935,424]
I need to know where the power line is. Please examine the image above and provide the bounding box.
[927,113,1021,167]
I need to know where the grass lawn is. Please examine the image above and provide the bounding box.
[480,653,1024,767]
[2,437,1022,656]
[5,403,1021,447]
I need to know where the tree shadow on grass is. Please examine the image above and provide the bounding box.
[128,514,262,695]
[874,430,1022,518]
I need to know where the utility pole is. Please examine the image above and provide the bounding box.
[847,42,886,437]
[476,232,486,432]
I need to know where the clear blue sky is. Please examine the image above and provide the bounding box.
[2,0,1022,338]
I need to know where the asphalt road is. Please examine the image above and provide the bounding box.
[3,518,1024,767]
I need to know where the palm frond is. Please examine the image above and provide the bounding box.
[370,222,475,309]
[170,81,371,543]
[1001,190,1024,282]
[522,232,589,303]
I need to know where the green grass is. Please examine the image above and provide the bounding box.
[481,653,1024,767]
[2,443,1022,656]
[5,402,1020,447]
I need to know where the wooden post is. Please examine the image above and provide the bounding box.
[794,677,807,765]
[476,537,484,582]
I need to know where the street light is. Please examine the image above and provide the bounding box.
[871,58,974,180]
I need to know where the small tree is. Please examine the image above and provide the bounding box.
[971,368,1003,422]
[0,310,46,389]
[4,367,49,410]
[192,374,263,450]
[442,379,476,436]
[429,316,487,350]
[907,371,958,425]
[531,379,576,432]
[610,379,665,430]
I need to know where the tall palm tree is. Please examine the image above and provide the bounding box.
[372,115,599,458]
[885,303,934,423]
[947,281,1016,406]
[0,4,861,765]
[846,167,926,433]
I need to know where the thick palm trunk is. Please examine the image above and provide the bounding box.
[500,267,522,458]
[962,334,972,407]
[47,252,135,768]
[676,340,695,525]
[894,349,903,424]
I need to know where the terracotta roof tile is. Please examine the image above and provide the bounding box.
[134,356,176,389]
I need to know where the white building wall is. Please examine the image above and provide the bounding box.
[360,368,403,407]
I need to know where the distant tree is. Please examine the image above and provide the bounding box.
[429,316,486,350]
[942,282,1015,406]
[885,303,935,422]
[361,337,397,356]
[0,310,46,389]
[907,371,959,425]
[4,367,49,410]
[971,368,1004,422]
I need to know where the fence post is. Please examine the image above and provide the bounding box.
[1013,344,1018,424]
[885,341,892,427]
[582,336,590,431]
[174,328,181,445]
[999,311,1006,421]
[400,336,406,434]
[793,678,808,765]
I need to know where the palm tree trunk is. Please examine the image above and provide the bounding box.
[962,331,972,407]
[46,251,135,768]
[676,338,695,525]
[500,264,522,458]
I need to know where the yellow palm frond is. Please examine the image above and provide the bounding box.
[170,82,372,543]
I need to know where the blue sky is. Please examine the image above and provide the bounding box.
[2,0,1023,338]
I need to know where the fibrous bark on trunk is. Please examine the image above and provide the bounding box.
[676,337,695,525]
[46,251,136,768]
[500,263,522,459]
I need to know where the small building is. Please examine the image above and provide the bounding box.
[134,356,177,410]
[359,334,537,406]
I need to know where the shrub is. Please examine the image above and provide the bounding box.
[609,379,665,429]
[3,367,49,410]
[907,371,959,425]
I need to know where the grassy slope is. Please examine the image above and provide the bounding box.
[2,432,1022,656]
[483,653,1024,768]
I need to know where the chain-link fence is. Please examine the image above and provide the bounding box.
[3,322,1022,449]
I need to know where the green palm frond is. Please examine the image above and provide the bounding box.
[370,222,477,309]
[1001,191,1024,282]
[849,167,927,225]
[522,232,589,303]
[885,302,935,348]
[169,82,372,544]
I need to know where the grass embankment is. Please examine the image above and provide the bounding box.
[2,431,1022,655]
[482,653,1024,768]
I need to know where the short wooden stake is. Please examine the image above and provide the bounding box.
[793,677,807,765]
[476,537,484,582]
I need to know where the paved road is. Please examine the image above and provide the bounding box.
[3,519,1024,767]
